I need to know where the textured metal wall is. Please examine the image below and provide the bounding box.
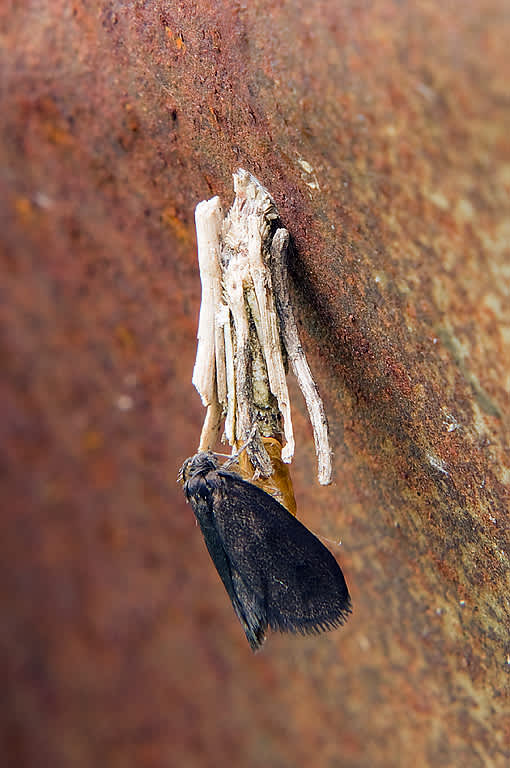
[2,2,509,766]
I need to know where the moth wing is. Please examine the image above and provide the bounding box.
[214,472,351,637]
[188,489,268,651]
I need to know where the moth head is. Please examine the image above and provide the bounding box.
[178,451,220,485]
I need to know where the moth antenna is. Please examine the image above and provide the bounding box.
[222,424,258,470]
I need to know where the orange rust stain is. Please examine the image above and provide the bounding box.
[208,105,220,126]
[165,27,186,53]
[43,119,74,146]
[114,325,137,358]
[82,429,104,454]
[160,206,191,243]
[14,197,33,218]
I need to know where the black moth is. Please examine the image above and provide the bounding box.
[180,452,351,651]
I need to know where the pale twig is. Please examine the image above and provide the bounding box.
[270,228,332,485]
[193,197,224,450]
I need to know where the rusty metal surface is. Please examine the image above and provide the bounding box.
[1,1,510,766]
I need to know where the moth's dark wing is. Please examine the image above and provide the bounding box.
[187,483,267,650]
[215,472,351,638]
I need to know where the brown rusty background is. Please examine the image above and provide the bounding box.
[1,1,510,766]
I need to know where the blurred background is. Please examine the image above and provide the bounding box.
[1,2,510,766]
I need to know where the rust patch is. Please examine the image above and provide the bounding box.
[1,1,510,766]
